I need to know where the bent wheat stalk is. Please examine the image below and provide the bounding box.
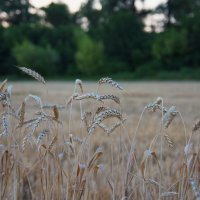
[162,106,177,128]
[18,66,46,84]
[75,93,100,101]
[98,77,123,90]
[89,109,122,134]
[0,79,7,92]
[98,94,120,104]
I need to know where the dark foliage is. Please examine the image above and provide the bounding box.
[0,0,200,79]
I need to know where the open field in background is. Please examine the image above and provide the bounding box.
[12,80,200,127]
[12,81,200,116]
[1,80,200,199]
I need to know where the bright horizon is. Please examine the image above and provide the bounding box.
[30,0,166,12]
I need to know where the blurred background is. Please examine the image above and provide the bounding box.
[0,0,200,80]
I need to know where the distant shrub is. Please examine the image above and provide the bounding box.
[75,32,105,76]
[13,40,59,76]
[152,28,187,70]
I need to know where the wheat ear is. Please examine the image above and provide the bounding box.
[75,79,83,93]
[52,105,59,121]
[1,113,9,136]
[192,119,200,132]
[189,178,200,200]
[98,77,123,90]
[89,109,122,134]
[75,93,100,101]
[18,66,46,84]
[36,129,49,144]
[162,106,177,128]
[98,94,120,104]
[0,79,7,92]
[0,92,7,101]
[164,134,175,149]
[95,106,109,115]
[17,101,26,128]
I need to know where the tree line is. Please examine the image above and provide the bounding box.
[0,0,200,79]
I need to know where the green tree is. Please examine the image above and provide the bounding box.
[42,3,72,27]
[79,0,150,40]
[79,0,102,33]
[181,11,200,68]
[153,1,200,70]
[75,31,105,75]
[78,0,152,74]
[155,0,200,27]
[100,0,135,13]
[13,40,59,76]
[50,25,77,74]
[102,11,151,71]
[41,3,77,74]
[0,0,38,25]
[152,28,187,70]
[0,25,16,75]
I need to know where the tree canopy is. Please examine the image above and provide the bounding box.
[0,0,200,79]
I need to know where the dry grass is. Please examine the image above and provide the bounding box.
[0,78,200,200]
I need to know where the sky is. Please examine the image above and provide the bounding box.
[30,0,87,12]
[30,0,167,13]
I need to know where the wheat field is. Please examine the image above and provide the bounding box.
[0,77,200,200]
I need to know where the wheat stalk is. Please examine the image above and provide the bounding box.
[52,105,59,121]
[187,153,197,176]
[98,77,123,90]
[164,134,175,149]
[81,112,92,130]
[66,93,79,106]
[1,113,9,136]
[1,77,199,199]
[145,97,167,113]
[17,101,26,128]
[0,92,7,101]
[162,106,177,128]
[36,129,49,144]
[75,79,83,93]
[22,118,38,126]
[5,85,13,98]
[184,143,193,156]
[98,119,126,135]
[48,134,57,151]
[98,94,120,104]
[22,134,32,152]
[26,114,46,133]
[107,118,126,134]
[87,147,103,171]
[25,94,43,108]
[4,111,19,120]
[89,109,122,134]
[98,122,107,132]
[0,79,7,92]
[192,119,200,132]
[189,178,200,200]
[18,66,46,84]
[161,192,178,197]
[42,104,65,109]
[75,93,100,101]
[95,106,109,115]
[72,136,84,144]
